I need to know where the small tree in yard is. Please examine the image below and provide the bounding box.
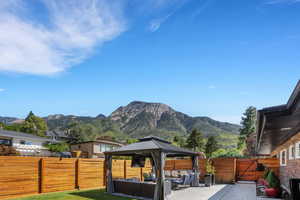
[186,129,205,152]
[205,135,219,158]
[173,135,186,147]
[238,106,257,150]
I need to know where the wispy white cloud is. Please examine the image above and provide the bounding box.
[208,85,216,89]
[149,14,172,32]
[0,0,126,75]
[147,0,190,32]
[0,0,191,75]
[0,88,5,92]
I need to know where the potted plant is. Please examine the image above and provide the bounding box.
[205,159,215,187]
[264,170,280,198]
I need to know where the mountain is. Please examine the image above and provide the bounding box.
[1,101,241,142]
[0,117,19,124]
[109,101,240,139]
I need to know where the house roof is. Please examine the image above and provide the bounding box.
[105,136,198,157]
[256,80,300,155]
[0,129,54,142]
[71,139,124,146]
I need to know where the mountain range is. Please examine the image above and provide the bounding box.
[0,101,241,141]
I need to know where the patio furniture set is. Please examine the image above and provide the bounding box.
[104,136,201,200]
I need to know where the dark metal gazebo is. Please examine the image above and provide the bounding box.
[104,136,200,200]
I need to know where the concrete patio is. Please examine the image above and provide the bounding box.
[170,182,282,200]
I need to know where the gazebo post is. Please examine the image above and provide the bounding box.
[105,154,114,194]
[152,151,166,200]
[192,155,200,187]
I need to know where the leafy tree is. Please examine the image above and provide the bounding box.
[185,129,205,152]
[65,122,86,144]
[3,123,23,132]
[20,111,48,137]
[126,138,138,144]
[173,135,186,147]
[0,122,4,129]
[205,136,219,158]
[238,106,257,150]
[212,148,243,158]
[45,142,69,152]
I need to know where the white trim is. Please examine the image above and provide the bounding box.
[280,149,287,166]
[295,142,300,159]
[289,145,295,160]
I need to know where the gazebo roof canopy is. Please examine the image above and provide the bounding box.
[105,136,197,157]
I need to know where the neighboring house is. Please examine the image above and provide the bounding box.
[0,129,55,156]
[46,130,70,142]
[70,138,124,158]
[256,80,300,194]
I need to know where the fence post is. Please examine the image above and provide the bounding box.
[233,158,237,183]
[39,158,44,193]
[103,159,107,187]
[76,159,80,190]
[124,160,127,179]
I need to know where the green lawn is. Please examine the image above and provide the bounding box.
[12,189,137,200]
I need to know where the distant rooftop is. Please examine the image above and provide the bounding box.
[0,129,54,142]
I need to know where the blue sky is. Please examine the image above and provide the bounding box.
[0,0,300,124]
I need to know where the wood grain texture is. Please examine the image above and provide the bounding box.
[0,157,40,199]
[77,159,105,189]
[41,158,77,193]
[0,156,280,200]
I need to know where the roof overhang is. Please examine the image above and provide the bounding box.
[256,80,300,155]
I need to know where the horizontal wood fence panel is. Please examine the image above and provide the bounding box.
[125,160,142,180]
[0,156,280,199]
[0,157,40,199]
[165,160,175,170]
[237,158,280,181]
[174,159,193,170]
[78,159,105,189]
[142,160,152,177]
[42,158,76,193]
[213,158,236,183]
[112,160,125,179]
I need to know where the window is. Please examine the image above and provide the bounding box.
[296,142,300,159]
[100,144,106,152]
[105,144,112,152]
[0,138,12,146]
[280,149,287,166]
[20,140,26,145]
[289,145,295,160]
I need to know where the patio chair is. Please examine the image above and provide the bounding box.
[171,174,191,189]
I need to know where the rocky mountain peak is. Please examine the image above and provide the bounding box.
[110,101,175,125]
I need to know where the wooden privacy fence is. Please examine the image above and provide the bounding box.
[236,158,280,181]
[0,157,106,199]
[0,156,280,199]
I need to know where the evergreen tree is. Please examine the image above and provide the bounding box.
[65,122,85,144]
[21,111,48,137]
[186,129,205,152]
[238,106,257,150]
[205,135,219,158]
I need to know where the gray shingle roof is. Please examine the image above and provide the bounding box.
[0,129,53,142]
[105,136,197,156]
